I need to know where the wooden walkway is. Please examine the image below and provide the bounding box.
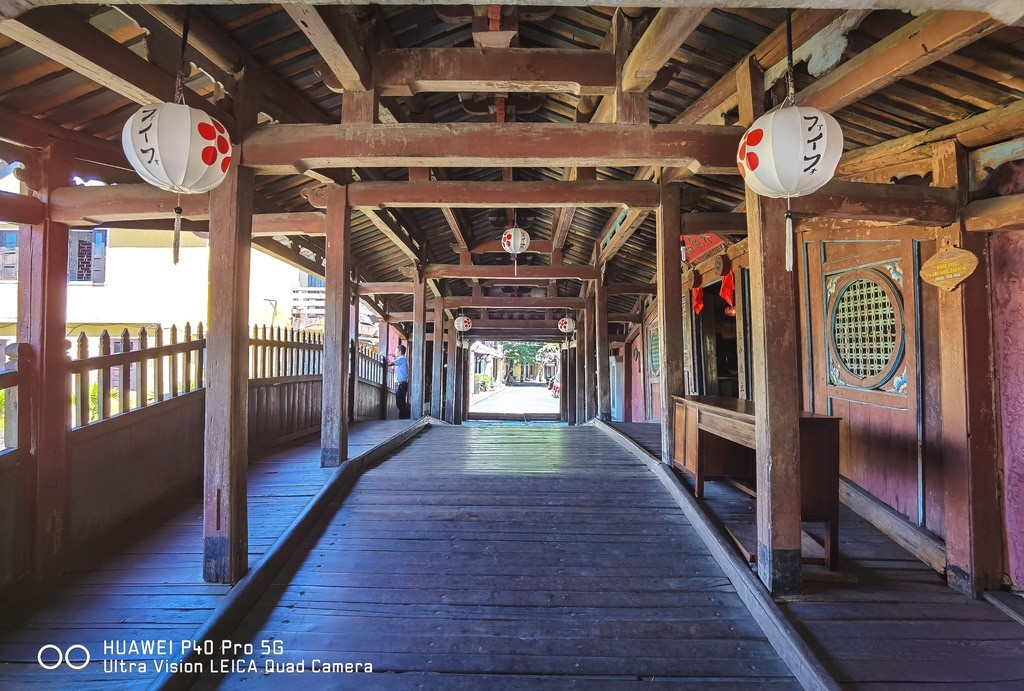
[0,419,415,686]
[206,425,798,687]
[611,422,1024,688]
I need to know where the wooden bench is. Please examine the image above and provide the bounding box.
[672,395,841,568]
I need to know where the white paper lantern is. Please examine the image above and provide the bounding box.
[501,226,531,255]
[558,317,576,333]
[122,103,232,194]
[736,106,843,199]
[454,316,472,332]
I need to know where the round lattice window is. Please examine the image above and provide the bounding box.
[827,269,904,389]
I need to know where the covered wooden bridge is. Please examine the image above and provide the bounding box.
[1,0,1024,687]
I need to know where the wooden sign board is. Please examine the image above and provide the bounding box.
[919,245,979,292]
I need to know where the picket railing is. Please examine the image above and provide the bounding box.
[250,326,323,380]
[67,323,326,429]
[0,343,28,452]
[68,324,206,427]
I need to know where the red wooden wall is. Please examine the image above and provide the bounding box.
[992,232,1024,587]
[626,332,646,421]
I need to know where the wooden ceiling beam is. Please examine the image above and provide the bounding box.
[681,212,748,235]
[346,180,661,209]
[0,189,44,225]
[468,239,555,254]
[964,193,1024,232]
[608,313,643,323]
[0,7,235,133]
[282,4,371,92]
[791,180,957,225]
[795,11,1002,113]
[372,48,616,97]
[405,264,599,281]
[441,296,586,309]
[357,281,416,295]
[597,208,651,266]
[241,123,743,174]
[252,238,324,277]
[621,8,711,93]
[674,10,844,127]
[138,5,328,126]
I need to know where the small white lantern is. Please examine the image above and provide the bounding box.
[558,317,576,333]
[454,316,472,332]
[737,105,843,271]
[501,226,531,255]
[122,103,232,194]
[736,105,843,199]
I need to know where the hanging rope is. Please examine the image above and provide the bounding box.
[784,9,795,271]
[172,6,193,105]
[170,6,193,264]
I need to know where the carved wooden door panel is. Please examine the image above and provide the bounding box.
[804,236,939,534]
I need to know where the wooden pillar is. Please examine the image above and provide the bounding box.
[321,185,352,467]
[443,325,457,423]
[933,140,1002,596]
[19,142,71,574]
[430,309,444,418]
[583,303,596,420]
[611,10,649,126]
[575,339,585,424]
[461,344,471,422]
[655,180,685,466]
[410,274,427,418]
[595,278,611,421]
[566,346,577,425]
[378,318,390,420]
[204,75,257,584]
[347,296,358,424]
[735,269,750,400]
[738,57,802,595]
[453,340,464,425]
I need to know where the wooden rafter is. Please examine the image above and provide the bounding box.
[404,264,599,281]
[0,7,235,132]
[794,11,1001,113]
[282,4,371,92]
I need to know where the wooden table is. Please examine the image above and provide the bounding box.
[672,395,841,568]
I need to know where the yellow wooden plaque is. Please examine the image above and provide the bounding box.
[919,246,979,292]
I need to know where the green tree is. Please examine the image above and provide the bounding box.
[501,341,559,381]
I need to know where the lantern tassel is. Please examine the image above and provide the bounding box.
[785,201,794,273]
[172,202,182,265]
[514,253,518,277]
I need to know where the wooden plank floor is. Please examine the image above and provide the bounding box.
[203,425,798,688]
[612,422,1024,688]
[0,420,415,687]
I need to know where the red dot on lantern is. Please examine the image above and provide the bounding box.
[213,120,225,134]
[738,143,747,160]
[201,146,217,165]
[198,122,216,140]
[738,162,747,178]
[216,136,229,154]
[746,128,764,146]
[746,152,760,171]
[221,156,231,173]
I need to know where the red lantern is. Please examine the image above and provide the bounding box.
[724,305,737,318]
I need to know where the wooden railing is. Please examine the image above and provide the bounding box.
[0,343,28,453]
[67,324,326,429]
[355,345,386,387]
[250,326,323,379]
[68,324,206,427]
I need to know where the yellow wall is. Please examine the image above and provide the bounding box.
[0,232,310,333]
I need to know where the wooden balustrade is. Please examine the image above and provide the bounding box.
[67,323,327,429]
[249,325,324,379]
[0,342,29,452]
[68,324,207,427]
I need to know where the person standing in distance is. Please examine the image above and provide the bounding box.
[388,344,411,419]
